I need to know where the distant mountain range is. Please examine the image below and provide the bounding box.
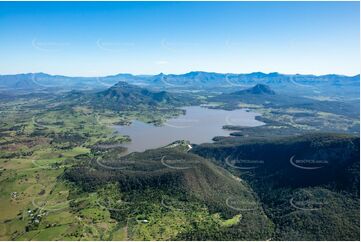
[0,71,359,100]
[0,71,358,90]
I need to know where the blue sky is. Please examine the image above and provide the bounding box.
[0,1,359,76]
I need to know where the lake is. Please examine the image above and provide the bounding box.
[114,106,264,154]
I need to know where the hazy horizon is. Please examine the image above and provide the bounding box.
[0,70,360,78]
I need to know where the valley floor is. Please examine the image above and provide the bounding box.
[0,93,359,240]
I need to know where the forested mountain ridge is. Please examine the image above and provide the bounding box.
[191,133,360,240]
[61,81,198,111]
[64,145,275,240]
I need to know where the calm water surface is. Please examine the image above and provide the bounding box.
[114,106,264,154]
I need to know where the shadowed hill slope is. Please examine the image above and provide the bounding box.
[191,133,360,240]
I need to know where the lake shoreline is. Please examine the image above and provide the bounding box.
[114,106,264,154]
